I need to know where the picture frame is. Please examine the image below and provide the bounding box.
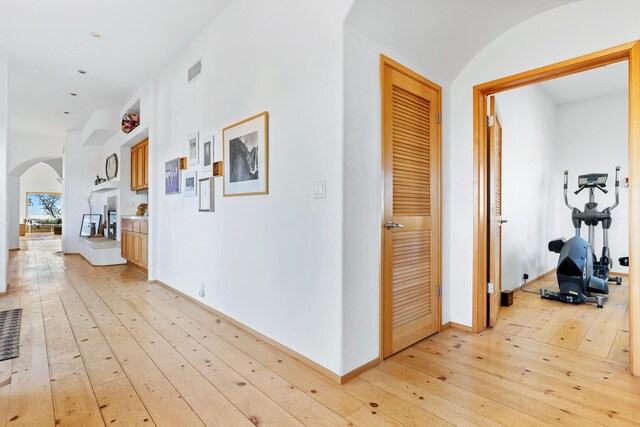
[213,161,223,177]
[183,170,197,197]
[165,158,181,195]
[198,177,214,212]
[105,153,118,180]
[188,132,199,166]
[202,135,213,173]
[223,111,268,196]
[80,214,102,237]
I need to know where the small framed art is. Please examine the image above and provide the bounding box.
[183,170,197,197]
[223,111,268,196]
[198,177,214,212]
[188,132,199,166]
[202,135,213,173]
[165,158,181,195]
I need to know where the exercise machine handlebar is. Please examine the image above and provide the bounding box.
[564,170,574,210]
[564,166,621,211]
[610,166,621,211]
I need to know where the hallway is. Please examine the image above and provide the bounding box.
[2,239,639,426]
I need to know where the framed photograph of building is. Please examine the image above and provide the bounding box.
[223,112,268,196]
[183,170,197,197]
[165,158,181,195]
[188,132,199,166]
[202,135,213,173]
[198,177,214,212]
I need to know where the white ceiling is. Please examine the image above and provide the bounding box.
[346,0,578,85]
[537,60,628,105]
[0,0,232,138]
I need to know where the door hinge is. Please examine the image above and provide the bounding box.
[487,115,495,126]
[436,112,441,124]
[487,282,495,294]
[437,285,442,298]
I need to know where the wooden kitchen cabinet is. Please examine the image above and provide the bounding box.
[121,217,148,271]
[130,138,149,191]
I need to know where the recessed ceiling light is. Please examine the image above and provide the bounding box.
[78,69,87,75]
[70,93,77,96]
[64,111,70,115]
[90,32,102,39]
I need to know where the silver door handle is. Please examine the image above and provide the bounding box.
[500,219,508,224]
[385,220,405,230]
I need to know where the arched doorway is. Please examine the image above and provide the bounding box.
[8,157,63,250]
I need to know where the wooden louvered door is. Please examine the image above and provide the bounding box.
[488,96,503,328]
[382,57,441,358]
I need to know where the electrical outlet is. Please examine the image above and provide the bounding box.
[199,283,205,298]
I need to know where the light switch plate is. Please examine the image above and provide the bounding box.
[314,180,327,199]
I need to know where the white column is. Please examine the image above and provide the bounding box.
[7,176,20,250]
[0,52,8,292]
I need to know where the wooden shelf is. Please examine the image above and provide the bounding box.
[91,181,120,193]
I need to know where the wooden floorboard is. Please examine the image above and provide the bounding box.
[498,273,629,361]
[2,236,639,426]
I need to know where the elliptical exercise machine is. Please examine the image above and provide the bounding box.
[541,167,622,308]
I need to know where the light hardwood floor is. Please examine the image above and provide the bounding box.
[3,237,640,426]
[494,272,630,362]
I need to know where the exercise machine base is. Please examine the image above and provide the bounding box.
[540,288,606,308]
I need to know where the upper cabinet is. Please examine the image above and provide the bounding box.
[131,138,149,191]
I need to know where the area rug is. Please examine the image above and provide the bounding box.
[0,309,22,361]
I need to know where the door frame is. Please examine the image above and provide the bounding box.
[379,54,443,361]
[472,40,640,375]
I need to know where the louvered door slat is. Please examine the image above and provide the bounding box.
[383,59,441,358]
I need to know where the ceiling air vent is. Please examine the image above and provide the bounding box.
[188,60,202,84]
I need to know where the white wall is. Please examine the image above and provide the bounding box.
[449,0,640,326]
[0,52,8,291]
[20,162,63,221]
[555,92,629,271]
[62,132,101,254]
[154,0,352,375]
[496,86,559,290]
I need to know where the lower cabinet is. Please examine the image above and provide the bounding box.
[121,218,148,270]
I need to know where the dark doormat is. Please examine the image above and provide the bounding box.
[0,309,22,361]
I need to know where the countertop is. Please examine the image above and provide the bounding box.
[121,215,149,220]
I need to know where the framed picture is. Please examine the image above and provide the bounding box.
[188,132,199,166]
[80,214,102,237]
[105,153,118,180]
[202,135,213,173]
[165,158,181,195]
[223,112,268,196]
[183,170,197,197]
[213,161,223,177]
[199,177,214,212]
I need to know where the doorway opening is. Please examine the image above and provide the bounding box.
[472,41,640,375]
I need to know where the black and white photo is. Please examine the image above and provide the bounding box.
[229,131,259,183]
[188,132,199,166]
[183,170,197,197]
[223,112,268,196]
[202,135,213,172]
